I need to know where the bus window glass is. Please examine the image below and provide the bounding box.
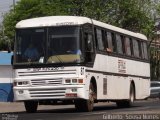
[48,26,82,63]
[15,28,46,64]
[143,42,148,60]
[141,42,145,59]
[84,33,94,62]
[116,34,123,54]
[106,32,113,52]
[111,33,116,52]
[133,39,140,58]
[103,31,108,50]
[102,30,107,51]
[125,37,131,56]
[15,26,84,64]
[138,40,142,58]
[96,29,104,51]
[85,33,93,52]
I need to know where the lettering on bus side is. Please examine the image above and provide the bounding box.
[118,59,126,73]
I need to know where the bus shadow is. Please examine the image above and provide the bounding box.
[1,104,141,114]
[93,104,140,112]
[38,105,140,114]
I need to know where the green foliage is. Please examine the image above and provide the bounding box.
[1,0,160,79]
[0,0,157,50]
[104,0,155,39]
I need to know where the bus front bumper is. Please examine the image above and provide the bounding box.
[13,85,88,101]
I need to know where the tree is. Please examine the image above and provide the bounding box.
[2,0,160,79]
[2,0,70,49]
[1,0,157,49]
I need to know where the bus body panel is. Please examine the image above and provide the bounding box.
[85,54,150,100]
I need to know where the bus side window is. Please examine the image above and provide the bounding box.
[125,37,132,56]
[132,39,140,58]
[142,42,148,60]
[130,38,134,56]
[141,42,145,59]
[101,29,107,51]
[116,34,123,54]
[138,40,142,58]
[121,35,125,54]
[85,33,93,52]
[106,32,113,52]
[111,33,116,52]
[96,28,104,51]
[84,32,94,62]
[104,31,108,51]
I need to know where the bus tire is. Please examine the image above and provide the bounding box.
[127,83,135,107]
[24,101,38,113]
[84,82,95,112]
[75,82,95,112]
[116,101,125,108]
[74,99,82,111]
[116,84,135,108]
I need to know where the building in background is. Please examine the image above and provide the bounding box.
[150,18,160,80]
[0,51,13,102]
[154,18,160,49]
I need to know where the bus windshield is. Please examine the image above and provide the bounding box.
[15,26,83,65]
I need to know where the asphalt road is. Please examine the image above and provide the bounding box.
[0,99,160,120]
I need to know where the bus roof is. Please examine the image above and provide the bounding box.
[16,16,147,40]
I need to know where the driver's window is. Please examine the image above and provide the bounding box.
[85,33,93,52]
[84,32,94,63]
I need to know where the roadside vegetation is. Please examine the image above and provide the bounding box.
[0,0,159,79]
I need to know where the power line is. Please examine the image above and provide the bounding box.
[13,0,15,11]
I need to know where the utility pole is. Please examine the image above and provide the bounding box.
[1,13,4,37]
[13,0,15,11]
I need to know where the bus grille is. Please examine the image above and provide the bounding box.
[29,88,65,98]
[31,78,62,86]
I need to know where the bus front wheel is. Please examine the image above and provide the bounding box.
[75,82,96,112]
[24,101,38,113]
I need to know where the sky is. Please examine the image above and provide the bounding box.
[0,0,19,23]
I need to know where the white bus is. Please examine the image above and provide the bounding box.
[13,16,150,113]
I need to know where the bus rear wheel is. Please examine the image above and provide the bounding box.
[116,84,135,108]
[24,101,38,113]
[75,82,96,112]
